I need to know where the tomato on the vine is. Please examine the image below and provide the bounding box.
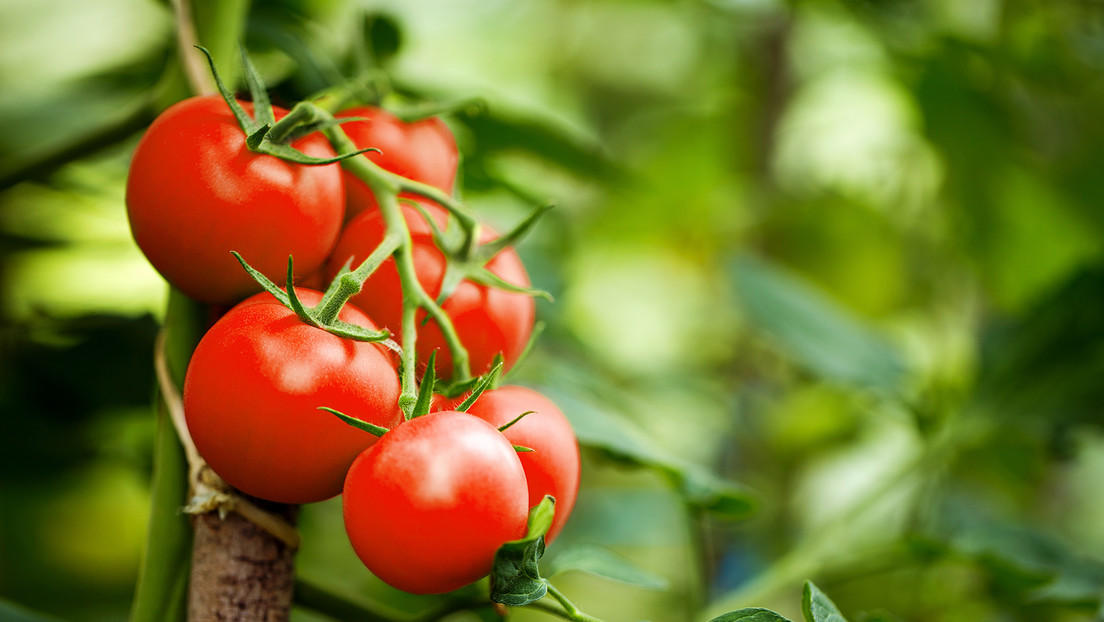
[466,386,580,543]
[337,106,458,220]
[343,410,529,594]
[183,289,401,504]
[325,200,536,379]
[126,94,345,304]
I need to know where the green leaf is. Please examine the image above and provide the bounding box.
[193,46,258,134]
[490,496,555,607]
[498,410,535,433]
[318,407,389,438]
[410,351,438,419]
[454,362,504,412]
[732,255,907,393]
[802,582,848,622]
[546,544,668,590]
[231,251,290,307]
[709,608,794,622]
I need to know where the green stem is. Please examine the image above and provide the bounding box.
[188,0,251,92]
[319,111,475,388]
[130,290,207,622]
[314,232,402,325]
[537,584,606,622]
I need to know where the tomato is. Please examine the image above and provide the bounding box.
[183,289,401,504]
[126,94,345,304]
[465,386,579,543]
[343,410,529,594]
[337,106,458,221]
[325,200,535,379]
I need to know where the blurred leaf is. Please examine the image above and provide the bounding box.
[546,544,668,590]
[710,609,794,622]
[733,254,907,393]
[0,599,64,622]
[452,105,624,184]
[975,265,1104,428]
[548,386,756,520]
[802,582,848,622]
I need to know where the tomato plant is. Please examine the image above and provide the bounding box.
[466,385,580,543]
[126,94,345,304]
[325,199,536,379]
[342,410,529,594]
[182,289,402,504]
[337,106,458,220]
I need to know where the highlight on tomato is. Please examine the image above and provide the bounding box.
[182,289,401,504]
[342,410,529,594]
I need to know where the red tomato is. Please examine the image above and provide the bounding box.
[325,200,535,379]
[183,289,401,504]
[126,95,345,304]
[465,386,580,543]
[337,106,458,221]
[343,410,529,594]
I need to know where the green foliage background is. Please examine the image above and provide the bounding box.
[3,0,1104,620]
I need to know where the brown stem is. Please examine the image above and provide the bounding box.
[188,504,298,621]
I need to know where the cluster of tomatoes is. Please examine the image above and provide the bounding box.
[125,91,580,595]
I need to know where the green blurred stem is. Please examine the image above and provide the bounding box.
[532,583,604,622]
[129,290,207,622]
[179,0,251,94]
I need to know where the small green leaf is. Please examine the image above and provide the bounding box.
[490,497,555,607]
[231,251,290,307]
[468,268,554,301]
[284,257,323,329]
[478,202,554,260]
[194,46,259,134]
[238,43,274,127]
[322,320,391,343]
[411,351,438,419]
[513,444,535,453]
[455,362,504,412]
[802,582,848,622]
[546,544,668,590]
[499,411,535,433]
[318,407,389,438]
[709,609,794,622]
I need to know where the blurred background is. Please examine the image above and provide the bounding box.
[3,0,1104,620]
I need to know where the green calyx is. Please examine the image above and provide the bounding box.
[194,45,375,166]
[232,252,394,345]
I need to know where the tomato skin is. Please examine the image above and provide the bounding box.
[325,201,535,379]
[343,410,529,594]
[337,106,458,221]
[183,289,401,504]
[465,386,580,543]
[126,95,345,304]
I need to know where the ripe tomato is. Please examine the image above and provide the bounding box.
[325,200,535,379]
[465,386,580,543]
[126,95,345,304]
[337,106,458,221]
[183,289,401,504]
[343,410,529,594]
